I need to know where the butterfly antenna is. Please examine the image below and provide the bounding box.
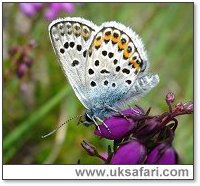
[41,115,83,139]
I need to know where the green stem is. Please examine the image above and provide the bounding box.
[3,87,70,154]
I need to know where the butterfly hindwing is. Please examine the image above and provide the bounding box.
[49,17,98,107]
[84,21,151,107]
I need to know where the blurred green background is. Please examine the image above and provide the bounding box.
[3,3,193,164]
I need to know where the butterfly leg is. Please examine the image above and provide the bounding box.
[92,117,102,134]
[95,116,111,134]
[105,104,128,120]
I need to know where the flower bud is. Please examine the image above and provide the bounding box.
[183,102,193,113]
[81,140,97,156]
[23,56,33,67]
[146,143,178,164]
[94,108,141,140]
[175,103,184,112]
[110,140,147,164]
[17,63,28,78]
[166,92,175,104]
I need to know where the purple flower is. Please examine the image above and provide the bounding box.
[136,117,161,138]
[94,107,144,140]
[81,140,97,156]
[166,92,175,104]
[19,3,76,21]
[146,143,178,164]
[110,140,147,164]
[8,40,36,79]
[45,3,75,21]
[19,3,43,17]
[17,63,28,78]
[80,93,192,164]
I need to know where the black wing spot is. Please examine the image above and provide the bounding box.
[113,33,119,38]
[113,59,118,65]
[95,45,100,50]
[121,38,126,44]
[122,68,130,74]
[60,48,65,54]
[90,81,96,87]
[64,42,69,49]
[102,50,107,56]
[126,80,132,84]
[70,42,75,48]
[105,31,111,36]
[96,36,101,40]
[104,80,108,86]
[132,56,137,60]
[95,60,99,66]
[116,66,121,72]
[108,52,114,58]
[88,68,94,75]
[71,60,79,67]
[76,45,82,51]
[127,46,132,53]
[112,83,116,87]
[83,50,87,58]
[100,69,110,74]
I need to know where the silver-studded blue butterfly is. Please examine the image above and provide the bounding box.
[49,17,159,129]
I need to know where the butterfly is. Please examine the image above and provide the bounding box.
[48,17,159,130]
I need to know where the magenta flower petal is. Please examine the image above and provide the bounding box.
[95,117,136,140]
[146,143,178,164]
[32,3,43,10]
[19,3,38,17]
[44,9,58,21]
[44,3,63,21]
[110,140,147,164]
[17,63,28,78]
[49,3,62,12]
[94,108,143,140]
[61,3,75,14]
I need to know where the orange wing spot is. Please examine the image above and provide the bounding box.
[118,42,127,50]
[123,50,131,59]
[111,36,119,44]
[94,38,102,47]
[130,59,140,69]
[123,46,133,59]
[103,35,112,42]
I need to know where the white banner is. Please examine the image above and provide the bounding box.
[3,165,193,180]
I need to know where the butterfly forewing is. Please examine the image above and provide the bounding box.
[49,17,98,107]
